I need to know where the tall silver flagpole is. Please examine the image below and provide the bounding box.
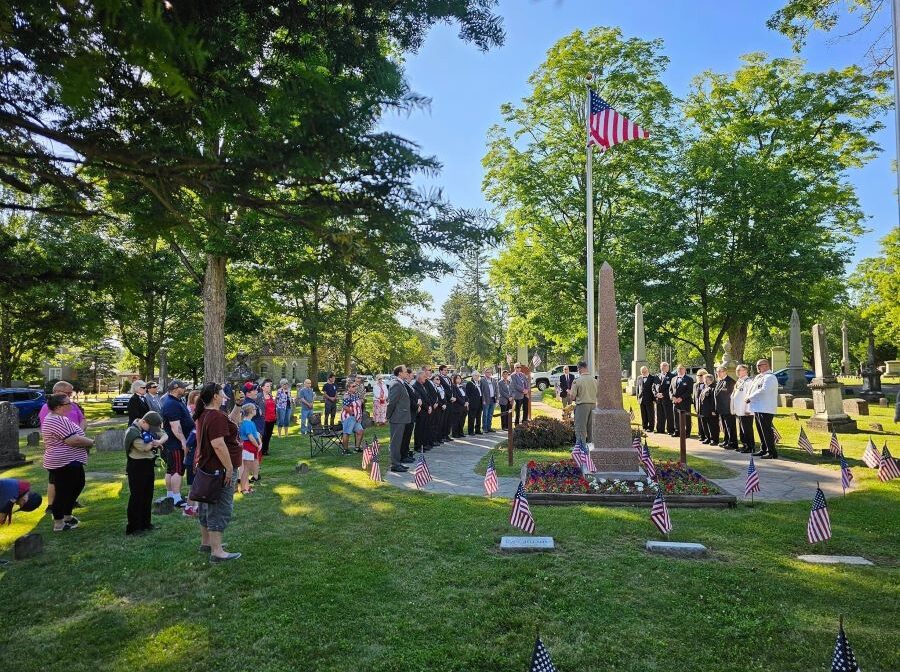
[585,78,595,375]
[892,0,900,229]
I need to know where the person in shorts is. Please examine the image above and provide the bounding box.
[340,381,364,455]
[238,404,261,495]
[160,380,194,509]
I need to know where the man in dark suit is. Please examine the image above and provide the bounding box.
[465,372,484,435]
[386,365,411,472]
[413,370,436,452]
[438,364,454,442]
[429,373,446,446]
[714,366,737,450]
[401,366,418,462]
[654,362,674,434]
[558,366,575,403]
[670,364,694,437]
[636,366,658,432]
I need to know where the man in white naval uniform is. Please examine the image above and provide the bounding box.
[745,359,779,459]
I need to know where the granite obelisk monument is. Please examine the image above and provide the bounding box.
[840,320,851,376]
[591,262,642,476]
[784,309,808,395]
[628,303,649,396]
[807,323,856,433]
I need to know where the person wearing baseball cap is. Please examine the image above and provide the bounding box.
[0,478,42,525]
[160,379,194,511]
[124,411,167,535]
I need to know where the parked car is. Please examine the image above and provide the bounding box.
[111,393,131,415]
[773,368,816,386]
[531,364,581,391]
[0,388,46,427]
[361,375,374,392]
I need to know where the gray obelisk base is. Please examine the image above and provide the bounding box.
[590,408,643,478]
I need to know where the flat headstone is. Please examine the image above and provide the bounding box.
[869,423,884,432]
[842,399,869,416]
[797,554,873,566]
[646,541,708,558]
[778,393,794,408]
[14,533,44,560]
[792,398,814,410]
[878,398,888,407]
[500,536,555,553]
[26,431,41,447]
[94,428,126,452]
[152,496,174,515]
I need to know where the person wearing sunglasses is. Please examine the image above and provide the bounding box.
[127,379,150,424]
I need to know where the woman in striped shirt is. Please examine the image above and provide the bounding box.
[41,393,93,532]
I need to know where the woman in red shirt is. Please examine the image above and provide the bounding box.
[260,379,277,455]
[193,382,242,563]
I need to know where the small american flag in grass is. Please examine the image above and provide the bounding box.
[807,487,832,543]
[571,440,596,472]
[414,451,432,489]
[529,636,558,672]
[484,453,499,496]
[632,435,642,456]
[772,425,782,444]
[878,445,900,482]
[510,482,535,534]
[371,437,380,456]
[650,491,671,535]
[361,442,373,469]
[829,432,842,457]
[840,453,853,492]
[640,441,656,481]
[862,437,881,468]
[369,458,381,482]
[745,454,761,497]
[830,618,861,672]
[629,407,636,422]
[797,426,814,455]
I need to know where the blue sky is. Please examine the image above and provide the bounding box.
[381,0,897,318]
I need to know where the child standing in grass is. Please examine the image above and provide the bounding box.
[238,404,262,495]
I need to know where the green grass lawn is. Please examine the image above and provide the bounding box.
[2,412,898,671]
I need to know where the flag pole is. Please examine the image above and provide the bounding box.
[585,75,595,376]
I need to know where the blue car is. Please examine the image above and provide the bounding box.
[0,388,46,427]
[772,368,815,387]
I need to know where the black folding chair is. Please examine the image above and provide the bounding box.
[308,413,342,457]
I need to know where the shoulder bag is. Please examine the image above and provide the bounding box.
[188,412,225,504]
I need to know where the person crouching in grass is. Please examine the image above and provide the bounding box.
[238,404,262,495]
[0,478,42,525]
[123,411,167,535]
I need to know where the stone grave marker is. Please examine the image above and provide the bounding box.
[807,323,856,433]
[869,423,883,432]
[0,402,28,469]
[792,398,814,410]
[878,398,888,407]
[152,496,175,515]
[94,428,126,452]
[797,554,873,566]
[26,431,41,447]
[295,462,310,474]
[784,309,809,394]
[500,536,555,553]
[841,399,869,416]
[14,533,44,560]
[778,394,794,408]
[646,541,708,558]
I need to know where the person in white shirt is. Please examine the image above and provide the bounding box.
[730,364,755,454]
[745,359,779,458]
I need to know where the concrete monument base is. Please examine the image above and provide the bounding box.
[808,378,857,433]
[589,408,641,473]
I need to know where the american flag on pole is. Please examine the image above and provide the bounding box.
[414,451,432,489]
[878,445,900,482]
[529,636,558,672]
[629,407,636,422]
[484,453,499,496]
[839,453,853,493]
[650,491,672,535]
[830,618,861,672]
[361,441,373,469]
[510,482,535,534]
[571,439,596,472]
[531,353,542,369]
[369,457,381,482]
[587,89,650,151]
[798,426,815,455]
[772,425,782,444]
[829,432,842,457]
[371,437,380,456]
[640,441,657,481]
[745,454,761,497]
[631,434,642,457]
[807,487,832,543]
[862,437,881,468]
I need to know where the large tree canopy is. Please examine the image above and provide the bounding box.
[0,1,504,381]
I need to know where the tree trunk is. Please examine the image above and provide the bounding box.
[203,253,227,383]
[308,340,320,393]
[728,323,748,365]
